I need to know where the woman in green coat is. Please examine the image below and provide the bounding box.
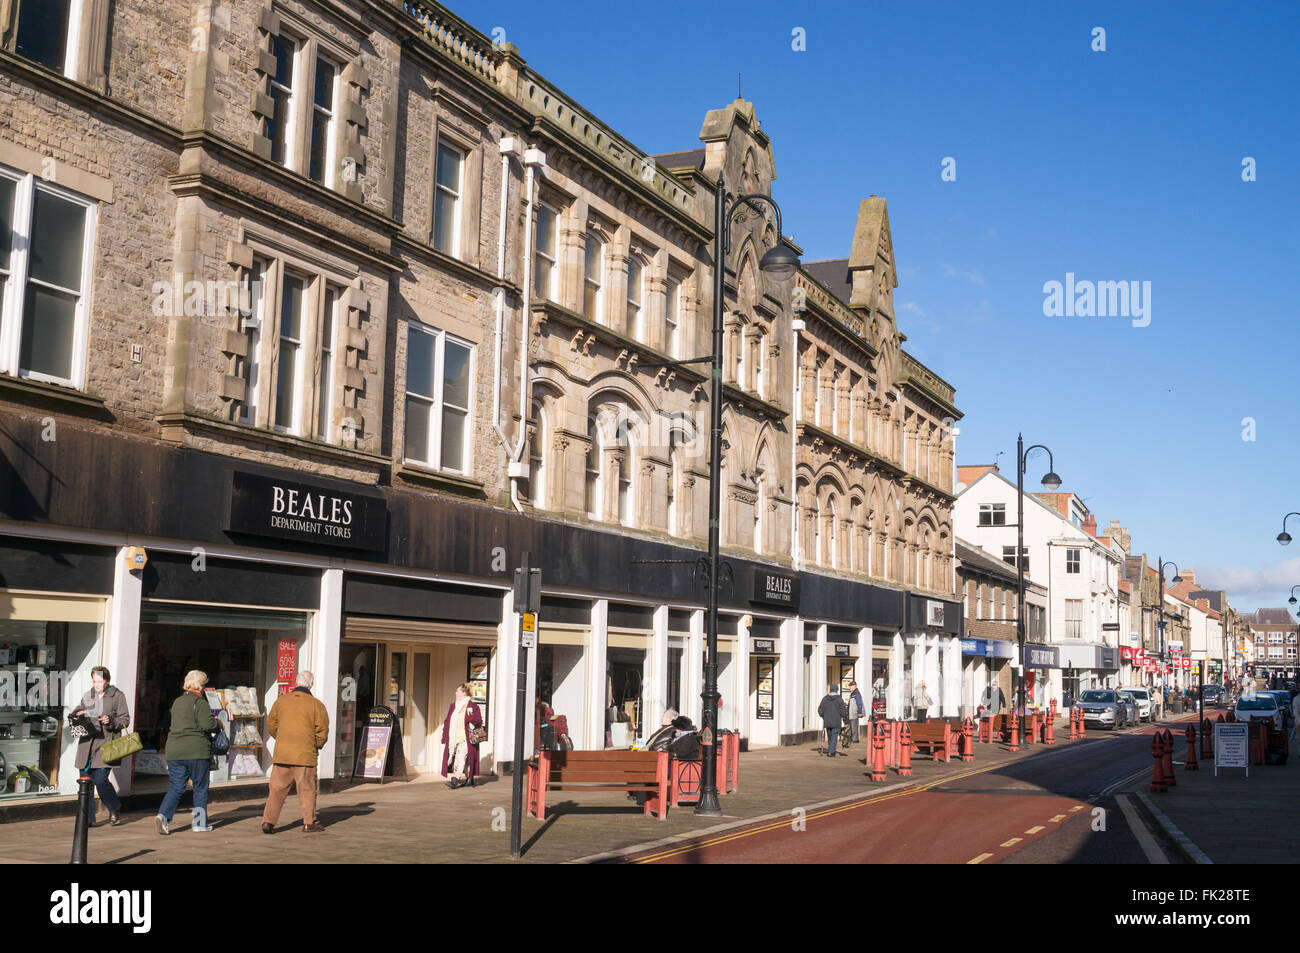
[155,670,220,835]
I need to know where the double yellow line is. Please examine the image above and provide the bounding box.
[632,763,992,864]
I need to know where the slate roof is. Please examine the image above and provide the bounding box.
[651,148,705,171]
[802,258,852,306]
[1249,608,1296,626]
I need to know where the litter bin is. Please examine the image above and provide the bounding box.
[1171,700,1183,714]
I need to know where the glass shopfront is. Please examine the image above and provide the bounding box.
[135,603,308,789]
[535,632,586,750]
[0,593,104,799]
[606,635,649,747]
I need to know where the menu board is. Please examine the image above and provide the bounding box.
[353,707,402,782]
[756,660,774,720]
[467,650,491,728]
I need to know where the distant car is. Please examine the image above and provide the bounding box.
[1125,687,1153,722]
[1201,685,1225,706]
[1235,694,1283,731]
[1078,689,1128,730]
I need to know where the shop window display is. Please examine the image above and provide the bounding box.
[606,646,647,746]
[0,618,101,798]
[135,604,307,789]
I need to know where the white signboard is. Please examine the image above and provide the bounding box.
[1214,722,1249,777]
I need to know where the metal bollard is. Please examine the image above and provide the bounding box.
[1201,718,1213,759]
[1162,729,1176,786]
[1008,713,1020,752]
[898,721,913,777]
[871,719,888,782]
[70,774,93,865]
[1184,725,1198,771]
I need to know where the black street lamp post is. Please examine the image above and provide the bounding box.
[643,175,798,816]
[1015,435,1060,746]
[1156,557,1181,712]
[1276,512,1300,546]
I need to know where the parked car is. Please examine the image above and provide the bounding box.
[1234,693,1283,731]
[1201,685,1225,706]
[1125,687,1154,722]
[1258,690,1292,727]
[1115,691,1139,727]
[1078,689,1130,730]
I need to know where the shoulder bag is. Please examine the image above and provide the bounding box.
[100,726,143,765]
[195,695,231,756]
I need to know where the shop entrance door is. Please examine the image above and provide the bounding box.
[386,645,434,772]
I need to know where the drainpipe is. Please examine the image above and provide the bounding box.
[505,147,548,512]
[791,311,805,569]
[492,138,520,456]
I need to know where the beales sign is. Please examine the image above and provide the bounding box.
[752,569,799,608]
[228,471,387,550]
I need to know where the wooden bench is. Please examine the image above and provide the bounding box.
[909,721,953,762]
[525,749,669,822]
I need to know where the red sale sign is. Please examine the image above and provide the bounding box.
[277,638,297,691]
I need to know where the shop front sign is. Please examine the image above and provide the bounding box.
[752,569,799,608]
[756,659,775,720]
[1024,644,1059,669]
[228,471,387,550]
[752,638,776,654]
[832,643,853,657]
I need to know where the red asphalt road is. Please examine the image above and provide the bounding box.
[632,719,1201,864]
[633,785,1094,864]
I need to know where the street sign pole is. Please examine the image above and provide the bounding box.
[510,553,541,860]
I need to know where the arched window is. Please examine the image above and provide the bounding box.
[528,400,545,508]
[585,414,601,519]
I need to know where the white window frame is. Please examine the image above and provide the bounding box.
[533,202,558,302]
[528,400,546,508]
[10,0,84,80]
[308,53,340,187]
[433,139,465,258]
[585,416,602,520]
[755,330,766,399]
[266,32,302,170]
[239,259,268,425]
[664,276,680,359]
[626,257,645,342]
[1066,548,1081,574]
[1065,599,1083,640]
[583,232,605,323]
[0,167,97,390]
[272,270,309,435]
[402,323,474,475]
[315,285,339,441]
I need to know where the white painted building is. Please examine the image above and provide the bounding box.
[954,467,1124,709]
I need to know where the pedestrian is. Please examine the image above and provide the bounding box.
[980,684,1005,719]
[817,684,846,757]
[70,666,131,827]
[155,670,218,835]
[645,708,680,752]
[914,681,933,722]
[1153,687,1163,721]
[440,682,484,789]
[847,680,866,743]
[261,671,330,833]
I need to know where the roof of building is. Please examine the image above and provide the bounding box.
[1118,579,1132,592]
[651,148,705,171]
[1248,608,1296,626]
[801,258,853,306]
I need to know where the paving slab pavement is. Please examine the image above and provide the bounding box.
[0,719,1150,865]
[1127,721,1300,865]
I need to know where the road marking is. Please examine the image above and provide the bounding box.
[1069,805,1085,812]
[967,853,994,864]
[1025,825,1044,834]
[1049,814,1067,823]
[1115,794,1169,865]
[1000,837,1021,847]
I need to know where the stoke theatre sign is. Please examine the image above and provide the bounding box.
[227,471,387,550]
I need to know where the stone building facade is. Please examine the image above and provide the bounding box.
[0,0,964,806]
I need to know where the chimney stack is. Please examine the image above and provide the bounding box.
[1082,514,1097,537]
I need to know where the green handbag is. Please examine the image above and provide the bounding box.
[101,728,143,765]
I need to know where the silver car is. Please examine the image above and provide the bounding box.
[1120,689,1150,723]
[1078,689,1131,730]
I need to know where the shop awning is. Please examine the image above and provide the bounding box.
[343,616,497,646]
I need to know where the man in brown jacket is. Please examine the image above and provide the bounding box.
[261,671,330,833]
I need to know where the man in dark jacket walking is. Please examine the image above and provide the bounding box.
[817,685,848,757]
[847,680,866,743]
[261,671,330,833]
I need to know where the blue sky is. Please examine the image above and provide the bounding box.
[458,0,1300,611]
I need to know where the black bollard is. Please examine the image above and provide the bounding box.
[70,774,93,864]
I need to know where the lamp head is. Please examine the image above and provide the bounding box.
[1279,531,1293,546]
[1040,471,1062,491]
[759,242,800,281]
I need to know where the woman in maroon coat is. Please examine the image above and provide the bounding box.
[440,683,483,788]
